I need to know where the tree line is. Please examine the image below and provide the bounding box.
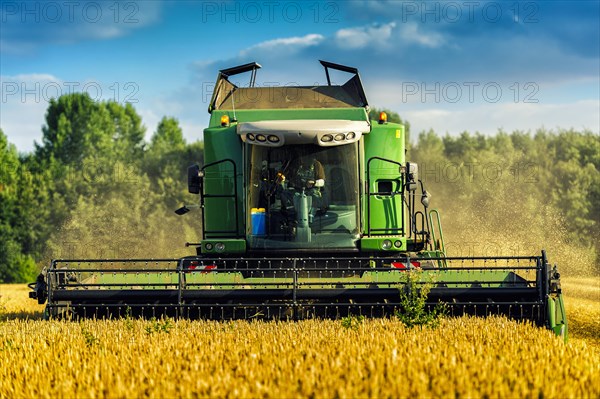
[1,93,203,282]
[374,108,599,273]
[0,96,597,282]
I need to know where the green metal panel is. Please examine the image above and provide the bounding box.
[548,294,568,341]
[209,108,369,128]
[363,123,406,236]
[203,126,244,238]
[360,237,406,251]
[94,268,532,290]
[200,239,246,254]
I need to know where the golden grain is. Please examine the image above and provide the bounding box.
[0,278,598,399]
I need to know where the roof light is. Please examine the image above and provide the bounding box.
[379,112,387,124]
[321,134,333,142]
[347,132,356,140]
[221,115,230,127]
[334,133,345,141]
[247,133,255,141]
[267,135,280,143]
[256,134,266,142]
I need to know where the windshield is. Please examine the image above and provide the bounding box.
[246,143,360,250]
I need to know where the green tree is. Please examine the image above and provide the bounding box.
[23,94,148,263]
[35,93,146,166]
[145,117,203,209]
[412,128,599,274]
[2,98,208,279]
[0,129,38,282]
[105,101,146,161]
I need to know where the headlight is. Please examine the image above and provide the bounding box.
[321,134,333,142]
[247,133,255,141]
[382,239,392,250]
[394,240,402,248]
[205,243,213,251]
[215,242,225,252]
[256,134,266,142]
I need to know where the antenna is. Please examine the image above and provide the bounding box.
[230,87,237,122]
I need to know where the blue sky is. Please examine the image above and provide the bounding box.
[1,0,598,152]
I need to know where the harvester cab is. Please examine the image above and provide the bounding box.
[30,61,567,341]
[179,60,439,257]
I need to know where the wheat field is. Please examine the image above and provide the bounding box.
[0,277,598,399]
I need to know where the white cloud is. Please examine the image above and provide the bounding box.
[335,22,396,49]
[2,73,60,84]
[365,78,599,136]
[239,34,324,56]
[403,101,600,136]
[398,22,444,48]
[334,21,444,50]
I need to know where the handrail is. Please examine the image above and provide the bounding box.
[428,209,446,255]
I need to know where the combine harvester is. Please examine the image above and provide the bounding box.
[29,61,567,338]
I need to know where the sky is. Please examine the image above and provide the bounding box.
[1,0,599,152]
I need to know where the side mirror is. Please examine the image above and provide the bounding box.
[405,162,418,191]
[175,206,190,215]
[175,203,199,216]
[421,190,431,208]
[188,164,203,194]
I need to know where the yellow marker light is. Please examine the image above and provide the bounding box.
[220,115,230,127]
[379,112,387,124]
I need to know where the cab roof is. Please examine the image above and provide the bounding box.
[208,61,369,113]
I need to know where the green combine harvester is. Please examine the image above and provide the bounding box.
[29,61,567,338]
